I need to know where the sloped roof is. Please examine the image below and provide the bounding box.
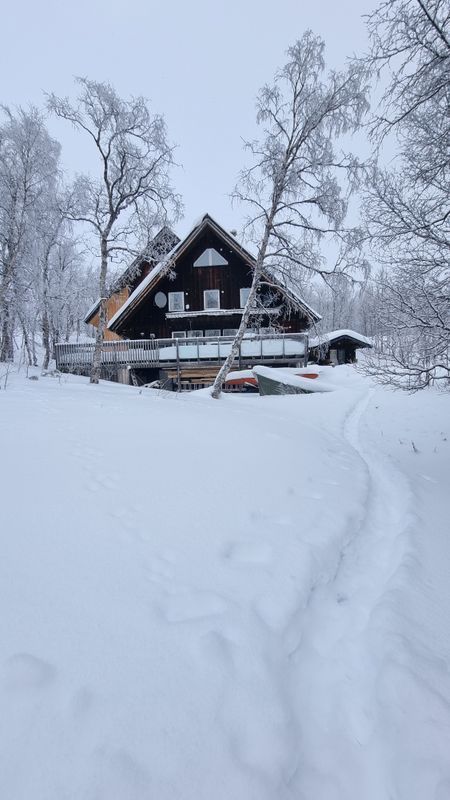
[309,329,373,348]
[107,213,321,332]
[84,226,179,325]
[84,298,101,324]
[112,226,180,293]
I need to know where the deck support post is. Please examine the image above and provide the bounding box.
[175,338,181,392]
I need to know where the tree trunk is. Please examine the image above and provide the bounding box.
[42,253,51,369]
[0,311,14,362]
[90,235,109,384]
[0,260,14,363]
[211,218,274,399]
[18,314,33,366]
[42,310,50,370]
[31,328,38,367]
[51,325,59,361]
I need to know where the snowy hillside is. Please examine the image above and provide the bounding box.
[0,366,449,800]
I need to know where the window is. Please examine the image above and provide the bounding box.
[240,287,251,308]
[187,330,203,338]
[171,331,186,338]
[204,289,220,310]
[205,329,221,337]
[223,328,237,337]
[194,248,228,267]
[168,291,184,312]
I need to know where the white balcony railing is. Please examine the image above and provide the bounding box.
[55,333,308,371]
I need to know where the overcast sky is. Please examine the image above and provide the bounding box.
[1,0,377,237]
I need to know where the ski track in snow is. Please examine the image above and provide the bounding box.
[130,389,415,799]
[279,389,413,798]
[1,368,449,799]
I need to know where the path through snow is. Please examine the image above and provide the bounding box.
[0,366,449,799]
[284,388,414,798]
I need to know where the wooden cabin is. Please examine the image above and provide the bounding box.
[59,214,321,389]
[309,329,372,365]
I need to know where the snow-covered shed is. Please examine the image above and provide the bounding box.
[309,329,372,365]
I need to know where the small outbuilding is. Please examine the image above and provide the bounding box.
[309,329,372,365]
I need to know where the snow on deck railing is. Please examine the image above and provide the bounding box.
[55,334,308,370]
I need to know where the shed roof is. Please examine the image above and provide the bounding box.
[309,329,373,348]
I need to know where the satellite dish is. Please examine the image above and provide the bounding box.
[154,291,167,308]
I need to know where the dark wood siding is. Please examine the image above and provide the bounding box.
[119,228,309,339]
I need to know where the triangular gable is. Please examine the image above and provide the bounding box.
[107,213,321,332]
[108,214,255,331]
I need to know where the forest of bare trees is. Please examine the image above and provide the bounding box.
[0,0,448,391]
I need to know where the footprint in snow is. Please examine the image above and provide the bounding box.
[85,474,118,493]
[144,556,175,585]
[419,474,438,483]
[2,653,56,690]
[71,685,96,717]
[199,630,236,668]
[255,585,303,632]
[225,540,273,565]
[90,746,151,800]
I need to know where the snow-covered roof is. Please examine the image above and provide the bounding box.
[107,255,176,330]
[309,329,373,348]
[111,227,180,293]
[107,213,321,331]
[107,215,218,331]
[84,299,101,324]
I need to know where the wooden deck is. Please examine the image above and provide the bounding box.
[55,334,308,372]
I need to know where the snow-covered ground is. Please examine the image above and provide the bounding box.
[0,364,449,799]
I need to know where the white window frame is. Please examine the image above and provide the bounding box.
[187,330,203,338]
[240,287,251,308]
[203,289,220,310]
[168,291,185,312]
[171,331,186,339]
[223,328,238,337]
[205,329,221,337]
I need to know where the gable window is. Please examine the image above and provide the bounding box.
[204,289,220,310]
[168,291,185,312]
[240,287,251,308]
[194,248,228,267]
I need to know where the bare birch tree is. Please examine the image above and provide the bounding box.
[48,79,181,383]
[0,107,60,362]
[211,32,368,398]
[33,197,85,369]
[362,0,450,388]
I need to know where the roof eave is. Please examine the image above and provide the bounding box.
[84,300,101,324]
